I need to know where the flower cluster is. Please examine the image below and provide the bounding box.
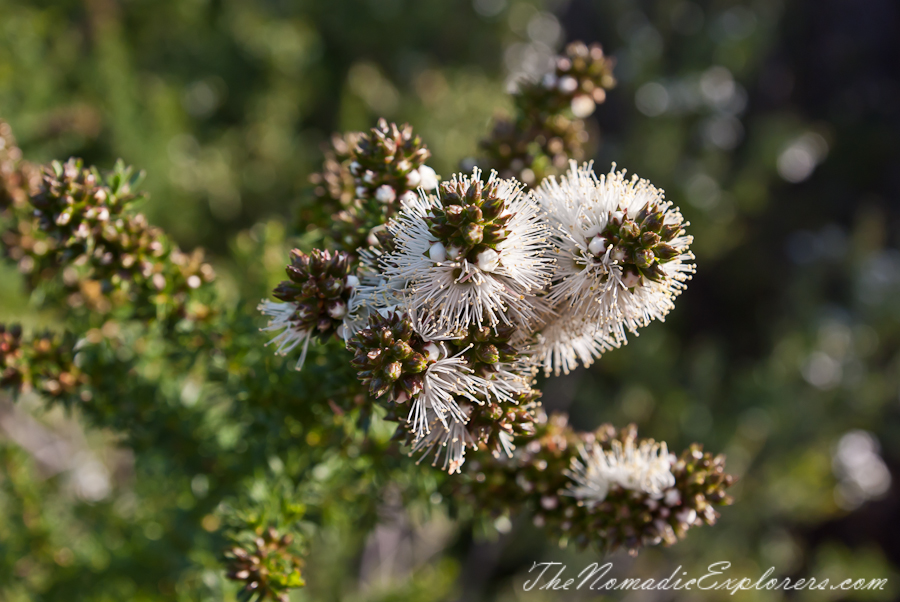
[479,42,616,184]
[2,35,735,597]
[309,119,438,253]
[0,323,86,401]
[532,161,695,374]
[259,249,357,370]
[251,40,732,560]
[262,159,695,474]
[458,414,734,554]
[2,157,215,318]
[224,526,305,602]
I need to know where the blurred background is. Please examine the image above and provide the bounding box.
[2,0,900,600]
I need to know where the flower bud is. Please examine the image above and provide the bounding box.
[463,223,483,246]
[641,231,661,247]
[641,211,664,232]
[635,248,655,268]
[403,353,428,373]
[384,361,402,381]
[588,235,608,256]
[475,344,500,364]
[654,243,679,261]
[428,241,447,263]
[621,267,642,288]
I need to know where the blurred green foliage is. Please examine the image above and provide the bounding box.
[2,0,900,600]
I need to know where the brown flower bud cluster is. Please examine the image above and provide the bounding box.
[590,201,685,286]
[462,387,540,458]
[479,42,616,184]
[309,119,432,253]
[458,413,733,555]
[449,323,519,376]
[0,323,86,401]
[272,249,356,343]
[2,156,214,318]
[348,312,432,404]
[224,526,305,602]
[350,312,542,463]
[427,177,513,263]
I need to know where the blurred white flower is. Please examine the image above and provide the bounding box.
[832,430,892,510]
[566,438,675,506]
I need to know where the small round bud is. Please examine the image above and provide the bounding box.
[463,223,483,246]
[621,267,642,288]
[375,185,396,203]
[588,235,608,256]
[418,165,438,190]
[635,248,655,268]
[326,299,347,319]
[429,241,447,263]
[423,342,442,362]
[384,361,402,381]
[476,248,500,272]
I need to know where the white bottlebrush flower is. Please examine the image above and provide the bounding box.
[528,310,622,376]
[565,438,676,507]
[342,247,406,341]
[535,161,695,342]
[406,343,493,441]
[258,300,315,370]
[410,409,477,474]
[381,169,554,331]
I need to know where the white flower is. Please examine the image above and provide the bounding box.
[401,338,501,441]
[380,169,554,331]
[406,168,421,188]
[375,184,396,203]
[342,247,405,341]
[534,161,694,342]
[258,300,314,370]
[410,410,476,474]
[417,165,439,190]
[565,438,676,507]
[528,310,622,376]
